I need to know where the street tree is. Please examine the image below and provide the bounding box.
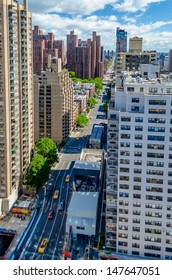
[87,97,98,108]
[76,114,89,127]
[35,137,57,165]
[24,154,49,190]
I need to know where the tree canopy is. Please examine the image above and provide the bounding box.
[71,73,102,91]
[102,100,109,113]
[35,137,57,165]
[24,137,57,190]
[76,114,89,127]
[87,97,98,108]
[24,154,49,190]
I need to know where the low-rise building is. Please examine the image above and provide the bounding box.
[66,192,99,237]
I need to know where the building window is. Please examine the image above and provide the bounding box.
[148,118,165,123]
[135,126,143,131]
[149,109,166,114]
[149,88,158,93]
[135,117,143,122]
[131,106,139,112]
[121,125,131,130]
[121,134,130,139]
[149,100,166,105]
[148,135,165,141]
[134,143,142,148]
[148,126,165,132]
[133,185,141,191]
[121,116,131,122]
[132,98,139,103]
[127,87,134,92]
[135,134,142,140]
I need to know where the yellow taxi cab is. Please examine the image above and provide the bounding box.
[38,238,48,254]
[53,190,59,199]
[65,175,70,183]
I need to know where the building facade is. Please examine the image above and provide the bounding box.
[67,30,104,79]
[0,0,34,212]
[129,36,143,53]
[34,62,74,144]
[66,30,78,72]
[116,27,127,54]
[33,25,65,74]
[116,51,157,73]
[106,74,172,259]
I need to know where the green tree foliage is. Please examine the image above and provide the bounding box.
[102,101,109,113]
[35,137,57,165]
[24,155,49,190]
[76,114,89,127]
[69,71,76,78]
[24,138,58,190]
[86,106,90,114]
[87,97,98,108]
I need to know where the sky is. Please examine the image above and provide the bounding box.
[22,0,172,52]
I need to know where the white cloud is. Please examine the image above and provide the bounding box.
[123,16,136,23]
[32,13,172,52]
[113,0,165,13]
[26,0,118,15]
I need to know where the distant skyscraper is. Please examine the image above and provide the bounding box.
[168,50,172,73]
[0,0,34,213]
[66,30,78,72]
[116,27,127,54]
[33,26,65,74]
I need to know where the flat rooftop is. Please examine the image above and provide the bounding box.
[80,148,103,163]
[67,192,99,218]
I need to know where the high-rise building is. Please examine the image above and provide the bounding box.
[34,58,74,144]
[75,46,91,79]
[106,73,172,259]
[0,0,34,213]
[116,27,127,54]
[129,36,143,53]
[168,50,172,73]
[33,26,65,74]
[53,40,65,65]
[66,30,78,72]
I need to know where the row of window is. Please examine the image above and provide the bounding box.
[121,117,167,123]
[127,87,172,94]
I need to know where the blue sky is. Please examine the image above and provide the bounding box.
[23,0,172,52]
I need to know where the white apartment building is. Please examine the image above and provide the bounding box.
[106,74,172,259]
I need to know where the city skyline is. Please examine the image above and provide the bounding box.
[19,0,172,52]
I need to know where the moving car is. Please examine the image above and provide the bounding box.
[53,190,59,199]
[65,175,70,183]
[84,134,87,138]
[38,238,48,254]
[48,209,54,219]
[59,200,65,211]
[76,137,80,140]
